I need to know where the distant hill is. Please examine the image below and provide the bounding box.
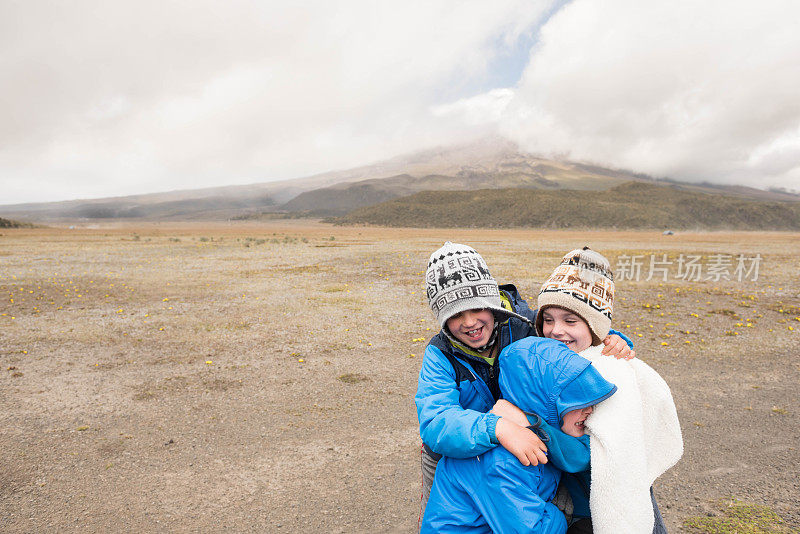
[278,156,798,218]
[280,170,571,216]
[333,182,800,230]
[0,185,282,222]
[2,136,798,223]
[36,196,276,221]
[280,174,418,216]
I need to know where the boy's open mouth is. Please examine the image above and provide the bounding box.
[465,326,485,340]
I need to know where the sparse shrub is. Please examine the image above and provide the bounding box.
[684,499,791,533]
[322,285,346,293]
[338,373,369,384]
[0,217,34,228]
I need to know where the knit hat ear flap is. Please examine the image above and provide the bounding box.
[425,241,530,327]
[536,247,614,343]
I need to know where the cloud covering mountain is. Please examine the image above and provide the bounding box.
[1,0,798,204]
[503,0,800,191]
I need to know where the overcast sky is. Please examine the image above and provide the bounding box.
[2,0,799,205]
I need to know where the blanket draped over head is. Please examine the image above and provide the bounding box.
[581,345,684,534]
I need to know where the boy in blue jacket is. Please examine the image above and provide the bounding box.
[420,336,617,534]
[415,242,634,522]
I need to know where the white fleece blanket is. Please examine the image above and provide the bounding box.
[581,345,684,534]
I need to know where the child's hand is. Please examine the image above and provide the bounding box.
[602,334,635,360]
[495,418,548,466]
[491,399,529,427]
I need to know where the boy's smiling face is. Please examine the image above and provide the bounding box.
[561,405,594,437]
[446,308,495,350]
[540,306,594,353]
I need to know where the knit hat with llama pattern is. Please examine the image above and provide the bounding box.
[425,241,529,327]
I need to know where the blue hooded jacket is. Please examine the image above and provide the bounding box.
[420,337,616,534]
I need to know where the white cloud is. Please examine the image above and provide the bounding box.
[431,88,515,125]
[496,0,800,191]
[0,0,555,204]
[2,0,799,205]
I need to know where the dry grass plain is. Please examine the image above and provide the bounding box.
[1,221,798,533]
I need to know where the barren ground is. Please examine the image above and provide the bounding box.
[1,221,798,533]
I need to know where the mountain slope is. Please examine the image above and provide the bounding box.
[2,137,797,222]
[280,171,569,216]
[333,182,800,230]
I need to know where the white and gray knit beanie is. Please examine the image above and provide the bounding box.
[425,242,529,327]
[536,247,615,343]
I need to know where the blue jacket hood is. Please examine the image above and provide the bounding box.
[499,337,616,427]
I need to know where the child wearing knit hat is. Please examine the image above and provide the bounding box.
[536,247,615,349]
[415,242,636,527]
[527,247,683,534]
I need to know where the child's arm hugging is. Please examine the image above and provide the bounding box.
[416,350,548,464]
